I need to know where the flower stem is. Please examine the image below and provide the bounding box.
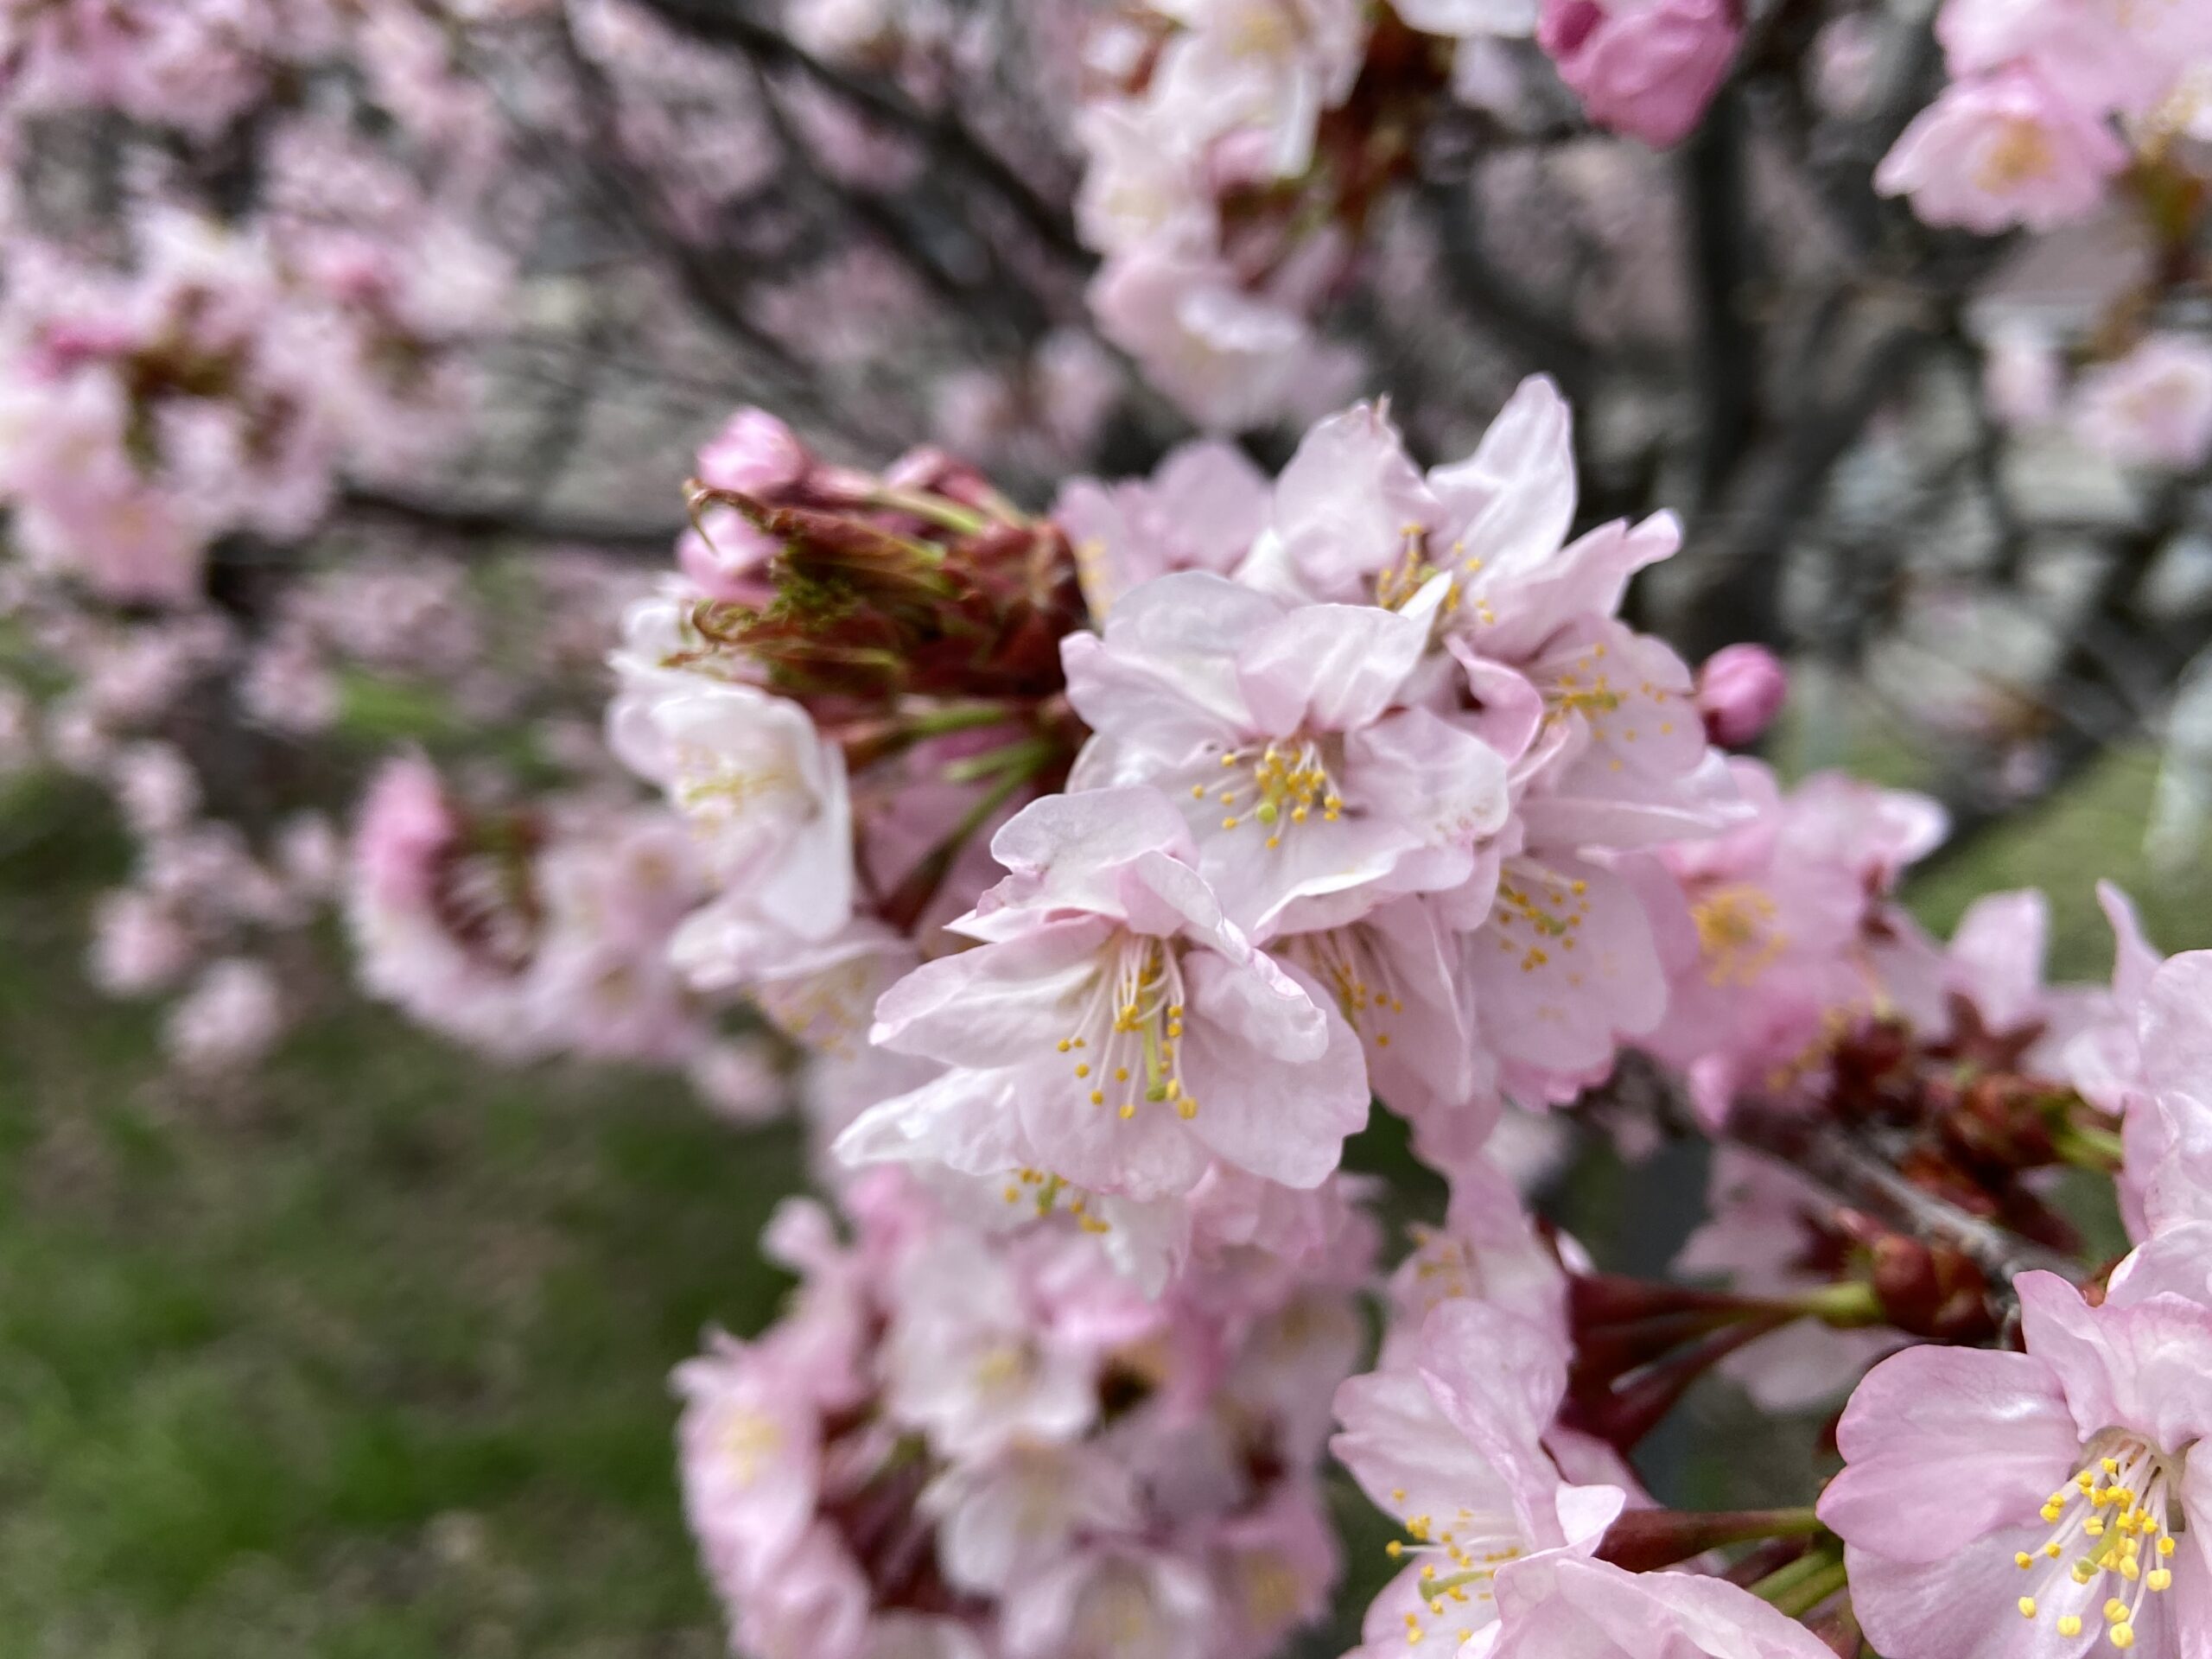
[1597,1507,1826,1572]
[1754,1548,1849,1618]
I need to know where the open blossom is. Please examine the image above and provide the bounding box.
[608,677,855,950]
[1063,569,1510,934]
[1821,1241,2212,1659]
[2070,335,2212,474]
[1536,0,1742,149]
[1144,0,1369,182]
[1638,760,1946,1125]
[1332,1298,1625,1656]
[837,786,1370,1202]
[1875,67,2128,233]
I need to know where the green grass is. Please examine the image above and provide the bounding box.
[0,743,2203,1656]
[0,780,804,1658]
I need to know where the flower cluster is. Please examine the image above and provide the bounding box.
[1821,920,2212,1658]
[1070,0,1746,428]
[601,360,2212,1659]
[1877,0,2212,233]
[677,1166,1372,1659]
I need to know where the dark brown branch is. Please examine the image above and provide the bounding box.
[630,0,1085,261]
[1726,1103,2082,1285]
[335,486,683,555]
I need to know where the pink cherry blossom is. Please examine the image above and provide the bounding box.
[1936,0,2212,121]
[1053,439,1271,619]
[1821,1262,2212,1659]
[162,956,285,1074]
[1875,67,2129,234]
[1061,569,1510,933]
[838,786,1371,1201]
[1333,1297,1625,1656]
[2071,334,2212,474]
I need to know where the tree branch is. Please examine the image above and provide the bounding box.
[629,0,1085,261]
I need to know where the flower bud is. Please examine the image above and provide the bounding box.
[1696,644,1787,747]
[1538,0,1742,149]
[696,407,811,499]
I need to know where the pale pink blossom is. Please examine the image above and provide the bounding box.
[2071,334,2212,474]
[837,786,1371,1201]
[1061,569,1510,932]
[608,678,855,948]
[1054,438,1271,618]
[163,957,285,1074]
[1088,249,1344,432]
[1821,1257,2212,1659]
[1876,68,2129,234]
[1332,1298,1624,1656]
[1638,760,1944,1125]
[1937,0,2212,121]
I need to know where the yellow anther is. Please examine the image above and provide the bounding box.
[2150,1569,2172,1592]
[1074,1063,1090,1077]
[2019,1598,2038,1619]
[2112,1623,2135,1649]
[2061,1617,2084,1637]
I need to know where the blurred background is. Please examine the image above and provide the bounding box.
[1,0,2209,1655]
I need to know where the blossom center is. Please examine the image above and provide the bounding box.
[1288,925,1407,1048]
[1691,882,1785,987]
[2012,1433,2184,1649]
[1195,736,1343,851]
[1059,933,1198,1122]
[1382,1495,1527,1649]
[1488,861,1591,976]
[1977,118,2056,194]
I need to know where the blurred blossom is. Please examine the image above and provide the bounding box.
[1981,319,2065,429]
[2070,333,2212,473]
[1537,0,1742,148]
[164,957,286,1075]
[1875,68,2128,232]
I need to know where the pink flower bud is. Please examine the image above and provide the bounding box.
[1538,0,1742,149]
[696,407,811,498]
[1696,644,1788,747]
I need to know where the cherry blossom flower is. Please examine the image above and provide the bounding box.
[1062,569,1510,933]
[1821,1254,2212,1659]
[2071,335,2212,474]
[1053,439,1271,619]
[1333,1298,1625,1656]
[839,786,1370,1200]
[1875,68,2129,234]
